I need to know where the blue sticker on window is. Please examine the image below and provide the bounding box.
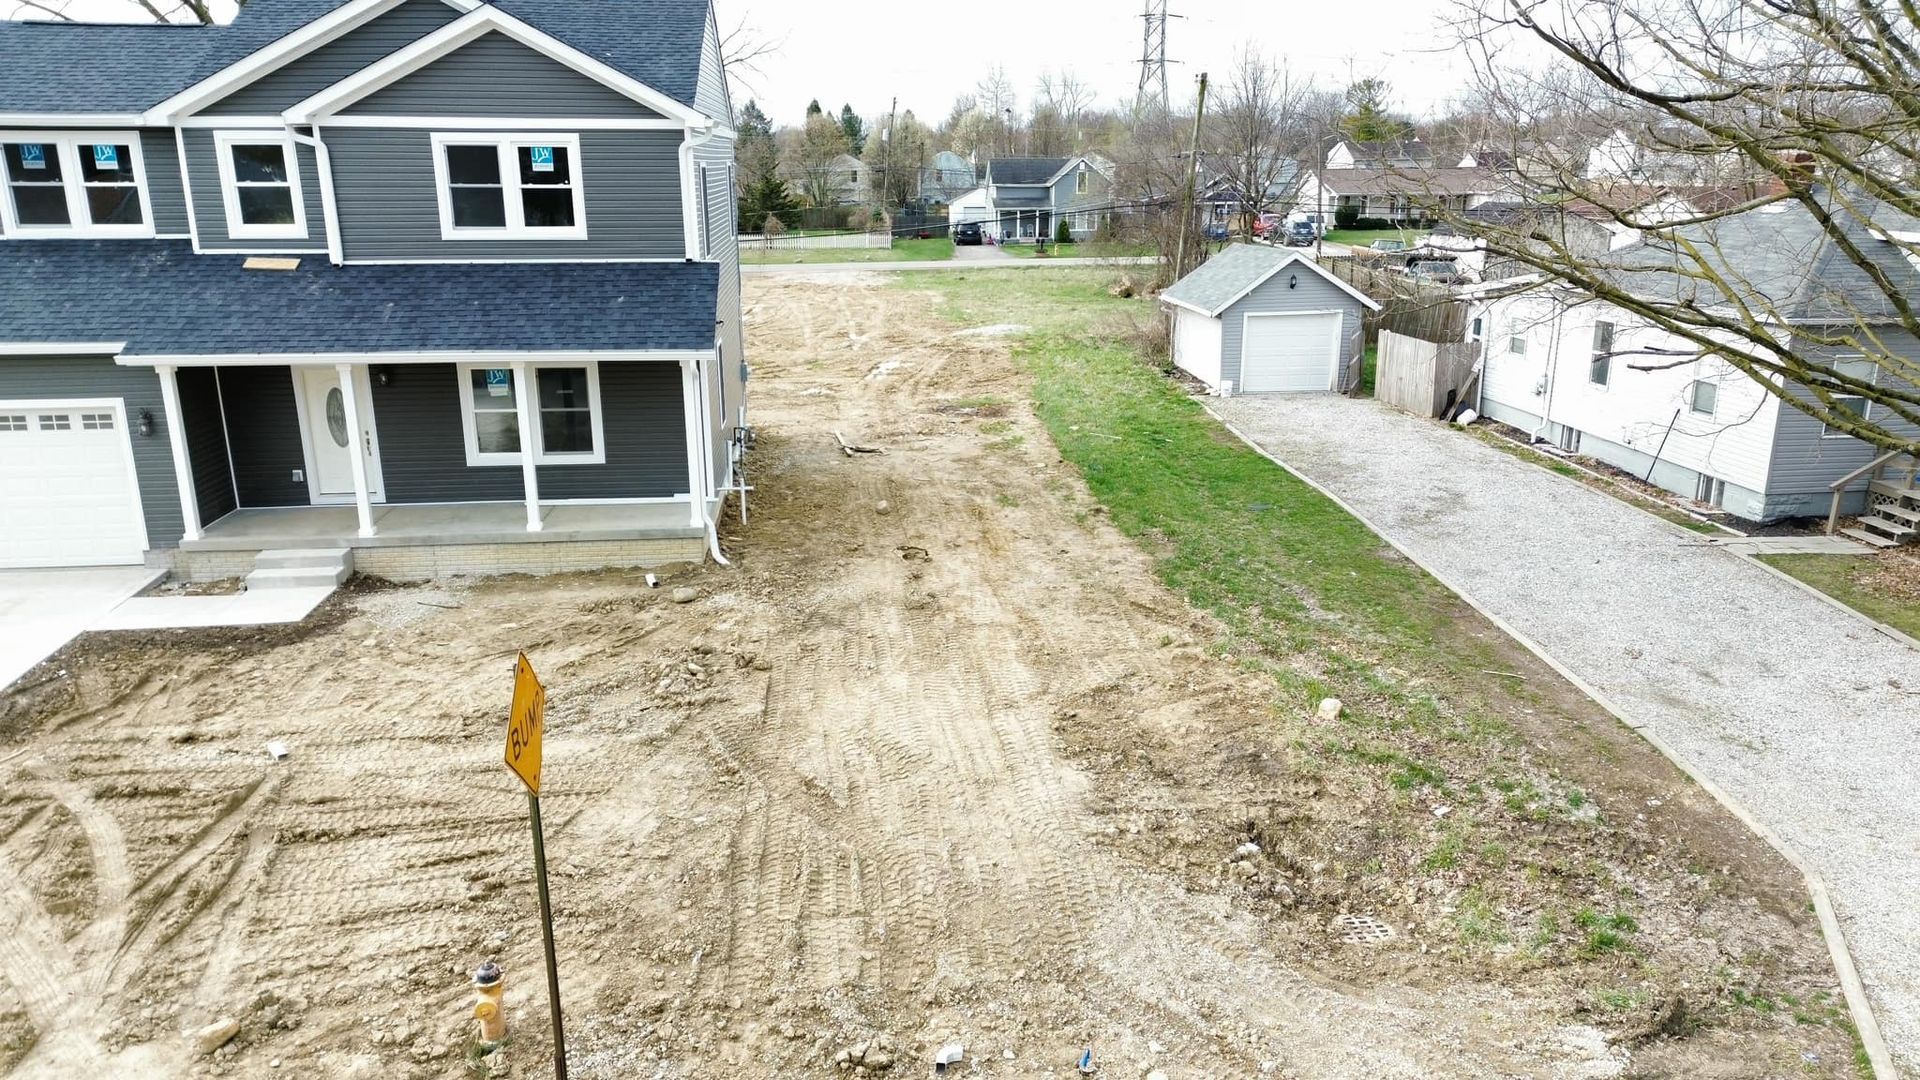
[529,146,554,173]
[19,144,46,170]
[93,144,119,171]
[485,368,511,397]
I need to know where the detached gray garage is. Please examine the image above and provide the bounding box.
[1162,244,1377,394]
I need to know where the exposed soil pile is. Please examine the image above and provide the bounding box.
[0,277,1856,1078]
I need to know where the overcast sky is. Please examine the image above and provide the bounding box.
[33,0,1490,126]
[723,0,1485,128]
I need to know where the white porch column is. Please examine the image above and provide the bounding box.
[334,363,377,539]
[154,364,202,543]
[680,357,705,528]
[511,360,543,532]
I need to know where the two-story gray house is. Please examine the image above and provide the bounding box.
[0,0,745,579]
[971,154,1113,244]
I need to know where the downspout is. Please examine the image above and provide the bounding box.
[692,352,731,567]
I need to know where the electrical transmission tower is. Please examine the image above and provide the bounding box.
[1134,0,1176,118]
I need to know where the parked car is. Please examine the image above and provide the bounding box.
[1252,213,1284,239]
[953,221,984,246]
[1404,259,1467,285]
[1202,222,1231,242]
[1367,239,1408,254]
[1284,220,1317,247]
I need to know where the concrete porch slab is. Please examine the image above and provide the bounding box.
[183,501,702,552]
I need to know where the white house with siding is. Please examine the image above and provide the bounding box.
[1469,188,1920,530]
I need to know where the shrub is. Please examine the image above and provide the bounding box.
[1056,218,1074,244]
[847,206,872,231]
[1334,204,1361,229]
[1353,216,1397,230]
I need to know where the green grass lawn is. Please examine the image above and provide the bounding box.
[1756,553,1920,638]
[740,236,953,264]
[1358,344,1378,396]
[1324,227,1429,248]
[998,240,1161,260]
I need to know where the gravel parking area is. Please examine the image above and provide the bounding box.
[1212,394,1920,1075]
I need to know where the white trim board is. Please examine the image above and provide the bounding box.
[1210,251,1382,315]
[0,342,128,356]
[281,6,708,126]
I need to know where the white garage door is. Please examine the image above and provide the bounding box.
[0,403,146,568]
[1241,312,1342,393]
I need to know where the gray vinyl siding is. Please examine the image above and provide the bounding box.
[177,367,236,525]
[142,129,190,235]
[1050,162,1112,225]
[344,31,664,118]
[0,355,182,548]
[200,0,463,115]
[217,366,310,508]
[1218,272,1366,391]
[1763,329,1920,518]
[370,361,689,502]
[183,129,328,252]
[692,6,732,124]
[0,128,186,238]
[694,136,741,488]
[323,126,685,260]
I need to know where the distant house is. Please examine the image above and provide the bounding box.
[1162,244,1379,395]
[1316,167,1511,225]
[923,150,976,203]
[1199,159,1305,227]
[1564,180,1788,250]
[1326,138,1435,171]
[1582,125,1749,186]
[783,152,867,207]
[1470,185,1920,527]
[976,155,1115,243]
[1432,203,1616,279]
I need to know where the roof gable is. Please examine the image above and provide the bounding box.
[198,0,463,115]
[342,29,663,118]
[989,157,1070,185]
[1162,243,1380,316]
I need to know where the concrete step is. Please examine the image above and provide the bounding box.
[1841,526,1900,549]
[252,547,353,570]
[245,564,352,590]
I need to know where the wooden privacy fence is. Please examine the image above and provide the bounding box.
[1322,256,1469,345]
[1375,330,1481,418]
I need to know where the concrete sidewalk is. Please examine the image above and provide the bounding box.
[1211,394,1919,1075]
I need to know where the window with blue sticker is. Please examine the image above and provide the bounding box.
[1,137,145,233]
[435,135,582,238]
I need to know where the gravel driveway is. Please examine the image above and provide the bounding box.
[1211,394,1920,1075]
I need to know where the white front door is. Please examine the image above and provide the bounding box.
[298,367,383,502]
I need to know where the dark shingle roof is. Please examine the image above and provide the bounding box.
[0,241,719,355]
[989,157,1069,186]
[1600,185,1920,322]
[0,0,710,113]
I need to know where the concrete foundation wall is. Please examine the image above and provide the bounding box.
[171,537,705,583]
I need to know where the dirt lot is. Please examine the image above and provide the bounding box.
[0,275,1859,1078]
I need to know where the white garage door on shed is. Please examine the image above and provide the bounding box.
[1240,312,1342,393]
[0,401,147,568]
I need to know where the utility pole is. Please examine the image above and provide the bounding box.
[1173,71,1209,281]
[884,95,898,210]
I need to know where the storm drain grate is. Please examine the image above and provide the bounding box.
[1331,914,1395,944]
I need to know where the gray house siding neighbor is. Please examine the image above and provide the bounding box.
[217,366,310,508]
[183,129,328,252]
[1764,330,1920,519]
[344,32,664,118]
[322,127,685,261]
[1051,162,1112,221]
[200,0,464,115]
[1218,272,1365,391]
[370,361,690,502]
[177,366,237,526]
[0,355,183,548]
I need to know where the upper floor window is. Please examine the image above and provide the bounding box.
[0,134,150,238]
[214,132,307,241]
[1075,167,1089,195]
[1590,320,1615,386]
[431,133,586,241]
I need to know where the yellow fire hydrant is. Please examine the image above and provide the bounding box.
[472,961,506,1045]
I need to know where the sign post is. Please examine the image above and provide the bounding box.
[505,652,567,1080]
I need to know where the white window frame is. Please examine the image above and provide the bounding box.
[1507,335,1528,356]
[1821,356,1876,438]
[0,131,154,239]
[455,361,606,466]
[1687,379,1717,417]
[429,132,587,242]
[1075,167,1089,195]
[212,130,308,241]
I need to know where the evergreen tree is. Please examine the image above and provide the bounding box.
[736,99,778,187]
[839,104,867,156]
[739,174,800,232]
[805,99,823,118]
[1338,79,1413,144]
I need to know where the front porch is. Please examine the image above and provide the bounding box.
[172,502,709,581]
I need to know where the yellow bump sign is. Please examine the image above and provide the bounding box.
[505,652,546,795]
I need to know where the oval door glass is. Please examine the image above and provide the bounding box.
[325,388,348,447]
